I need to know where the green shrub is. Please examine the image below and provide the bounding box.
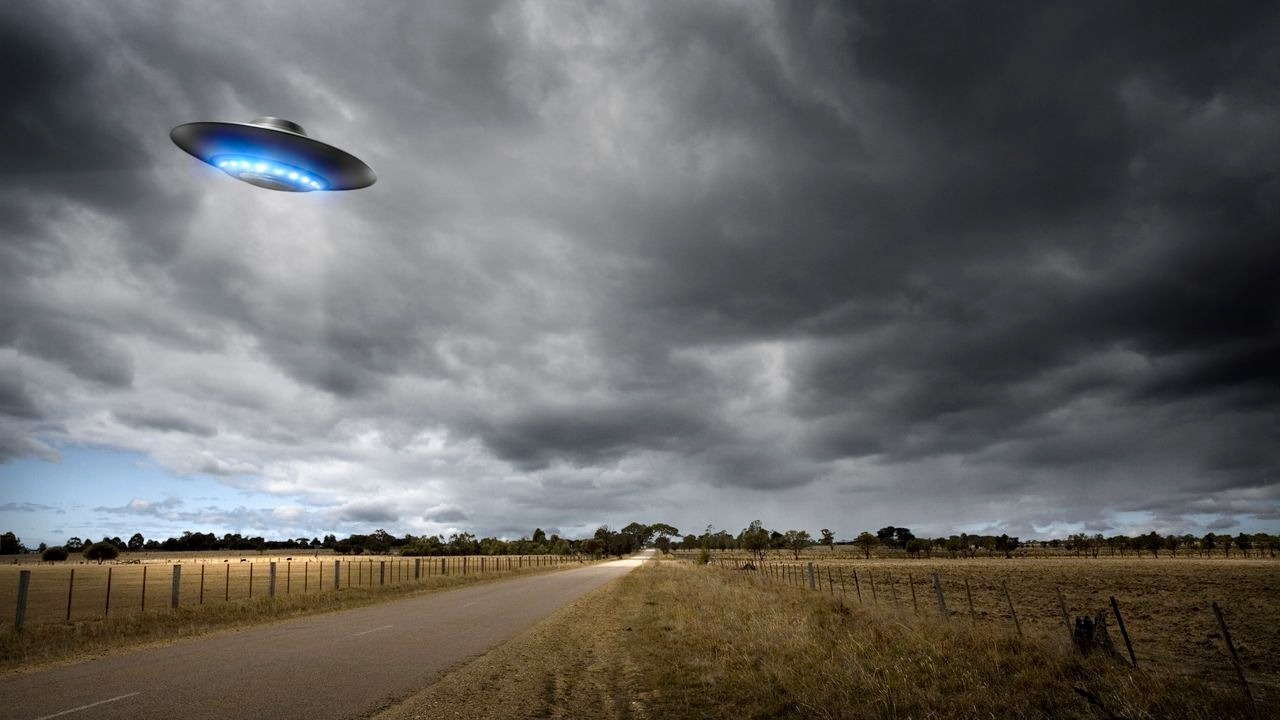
[41,546,69,562]
[83,541,120,564]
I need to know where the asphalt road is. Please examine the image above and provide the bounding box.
[3,553,651,720]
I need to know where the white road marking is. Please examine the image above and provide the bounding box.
[353,624,393,637]
[32,691,141,720]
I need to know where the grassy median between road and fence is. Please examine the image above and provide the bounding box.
[377,558,1273,720]
[0,559,593,674]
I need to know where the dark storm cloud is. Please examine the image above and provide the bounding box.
[423,508,467,524]
[470,402,707,469]
[2,1,1277,539]
[114,409,218,438]
[0,374,41,420]
[602,2,1280,472]
[338,500,399,524]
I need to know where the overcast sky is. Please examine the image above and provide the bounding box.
[2,1,1277,548]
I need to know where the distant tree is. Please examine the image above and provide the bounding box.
[1111,535,1131,557]
[42,546,69,562]
[1221,534,1235,558]
[1163,534,1181,557]
[739,520,771,564]
[995,534,1020,559]
[1140,531,1162,558]
[876,526,898,549]
[532,528,547,544]
[128,533,145,551]
[1256,533,1277,558]
[854,532,878,559]
[1235,533,1253,558]
[654,535,672,554]
[37,542,48,554]
[366,529,394,554]
[649,523,680,542]
[1091,533,1105,558]
[1066,533,1086,557]
[0,532,26,555]
[620,522,653,548]
[64,536,84,552]
[83,541,119,564]
[783,530,812,559]
[819,529,835,549]
[905,538,930,559]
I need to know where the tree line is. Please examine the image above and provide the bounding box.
[0,522,684,562]
[4,523,1276,563]
[672,523,1278,560]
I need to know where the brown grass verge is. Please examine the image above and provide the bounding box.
[378,559,1275,719]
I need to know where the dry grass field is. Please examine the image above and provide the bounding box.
[0,552,568,627]
[377,559,1276,719]
[0,552,581,672]
[689,552,1279,692]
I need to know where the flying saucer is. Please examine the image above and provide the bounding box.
[170,117,376,192]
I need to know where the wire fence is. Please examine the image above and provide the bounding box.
[679,551,1276,712]
[1,554,575,629]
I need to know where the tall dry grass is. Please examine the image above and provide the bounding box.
[618,561,1270,719]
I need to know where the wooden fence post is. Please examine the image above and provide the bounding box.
[964,579,976,624]
[171,565,182,609]
[1109,596,1137,667]
[441,557,446,576]
[225,564,230,601]
[199,565,206,605]
[909,573,918,615]
[931,573,948,618]
[248,563,254,598]
[415,558,421,580]
[66,568,75,621]
[105,567,113,617]
[807,562,816,590]
[15,570,30,630]
[870,573,878,606]
[1056,587,1071,635]
[1212,602,1256,715]
[888,573,899,608]
[853,570,862,604]
[334,560,341,591]
[1001,581,1021,637]
[141,565,148,612]
[269,562,277,597]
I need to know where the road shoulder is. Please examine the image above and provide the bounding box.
[371,568,647,720]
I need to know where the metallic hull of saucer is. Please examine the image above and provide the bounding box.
[171,118,376,191]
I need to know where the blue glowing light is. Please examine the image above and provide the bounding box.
[208,154,328,191]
